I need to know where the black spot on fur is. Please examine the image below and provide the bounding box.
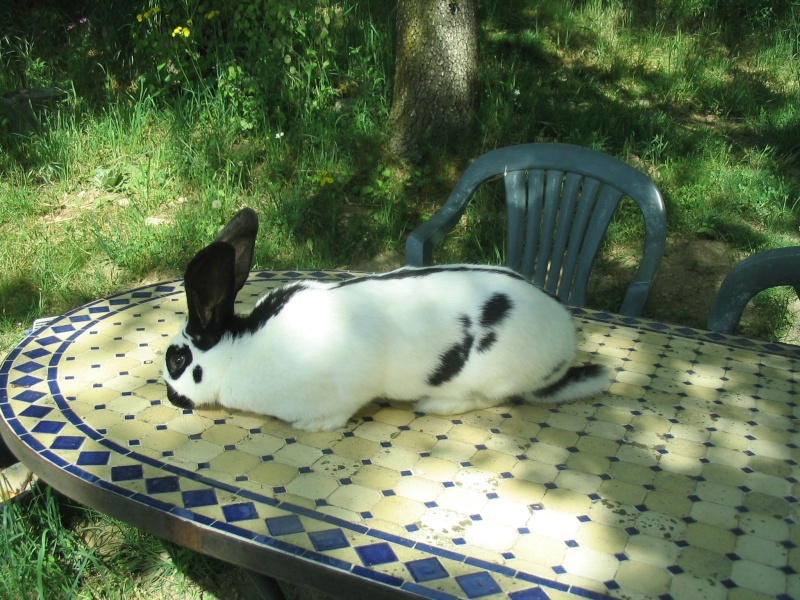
[428,315,474,386]
[232,283,308,337]
[480,293,513,328]
[534,364,604,398]
[166,383,195,409]
[193,364,203,384]
[477,331,497,353]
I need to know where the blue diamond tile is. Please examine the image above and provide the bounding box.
[222,502,258,522]
[50,436,84,450]
[13,361,44,374]
[146,476,180,494]
[266,515,305,536]
[13,374,45,388]
[22,348,50,359]
[406,557,449,582]
[13,390,46,403]
[111,464,143,481]
[31,421,65,434]
[182,489,218,508]
[76,451,110,466]
[355,542,398,566]
[20,405,53,419]
[456,572,502,598]
[309,529,350,552]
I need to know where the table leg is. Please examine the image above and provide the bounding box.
[244,569,287,600]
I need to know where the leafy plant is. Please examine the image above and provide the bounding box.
[131,0,338,127]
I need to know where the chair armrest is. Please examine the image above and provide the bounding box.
[707,246,800,334]
[405,177,485,266]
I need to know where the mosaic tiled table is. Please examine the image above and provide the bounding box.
[1,270,799,600]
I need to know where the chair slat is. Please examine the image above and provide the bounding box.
[535,170,564,290]
[521,169,545,280]
[547,172,583,298]
[505,170,528,273]
[559,178,602,300]
[570,185,624,306]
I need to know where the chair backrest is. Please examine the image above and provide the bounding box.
[707,246,800,334]
[405,143,667,316]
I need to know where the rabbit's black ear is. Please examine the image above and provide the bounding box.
[213,207,259,294]
[184,242,237,349]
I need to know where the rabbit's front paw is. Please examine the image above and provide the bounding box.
[292,414,350,432]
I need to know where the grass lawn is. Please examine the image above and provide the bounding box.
[1,0,798,598]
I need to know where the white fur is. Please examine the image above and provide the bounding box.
[163,264,608,431]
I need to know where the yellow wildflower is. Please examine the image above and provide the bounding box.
[319,171,334,186]
[205,10,220,19]
[172,26,190,38]
[137,7,161,22]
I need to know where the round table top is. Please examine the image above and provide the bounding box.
[2,270,799,599]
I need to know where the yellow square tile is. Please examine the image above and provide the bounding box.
[429,438,478,463]
[616,559,672,596]
[392,429,437,453]
[575,520,628,554]
[562,546,619,583]
[351,463,402,491]
[731,559,786,597]
[544,487,591,515]
[393,475,443,503]
[286,473,339,502]
[370,495,425,525]
[413,456,458,483]
[327,483,382,513]
[247,461,299,487]
[331,436,379,461]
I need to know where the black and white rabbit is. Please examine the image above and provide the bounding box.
[163,208,608,431]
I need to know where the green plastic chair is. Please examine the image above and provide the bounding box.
[707,246,800,334]
[405,143,667,316]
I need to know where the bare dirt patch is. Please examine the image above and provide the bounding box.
[646,237,740,329]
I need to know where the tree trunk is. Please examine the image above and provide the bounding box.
[389,0,477,159]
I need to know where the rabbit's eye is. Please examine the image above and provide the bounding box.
[166,346,192,376]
